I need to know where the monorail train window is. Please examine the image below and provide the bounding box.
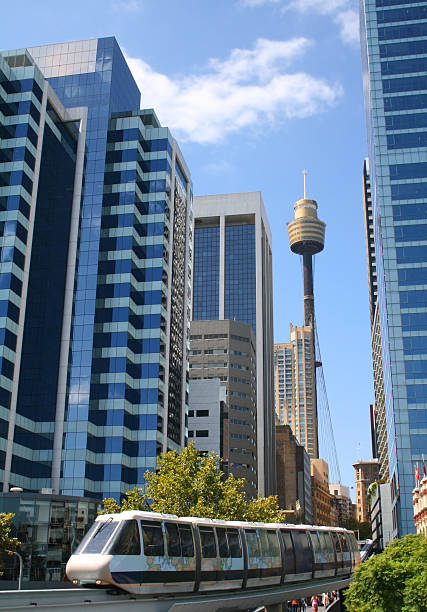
[77,519,119,554]
[226,528,242,558]
[165,522,194,557]
[331,532,342,555]
[245,529,260,557]
[141,521,164,556]
[216,527,228,558]
[166,523,181,557]
[292,530,312,573]
[200,527,217,558]
[109,520,141,555]
[179,525,194,557]
[339,533,349,553]
[319,532,334,564]
[280,530,296,574]
[266,530,281,557]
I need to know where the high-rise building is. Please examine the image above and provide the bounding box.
[353,458,379,523]
[188,319,257,498]
[0,38,192,500]
[329,483,353,527]
[274,325,317,458]
[363,160,389,481]
[188,379,227,459]
[192,192,275,496]
[311,458,333,526]
[275,424,313,523]
[360,0,427,535]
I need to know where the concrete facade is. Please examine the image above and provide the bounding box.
[413,476,427,536]
[193,192,275,496]
[188,379,227,458]
[274,325,317,459]
[275,424,313,524]
[371,482,393,551]
[329,483,353,527]
[189,320,257,498]
[311,458,333,526]
[353,458,379,523]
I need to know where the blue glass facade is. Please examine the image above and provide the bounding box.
[361,0,427,535]
[193,226,219,320]
[0,39,193,501]
[225,224,256,334]
[193,222,256,334]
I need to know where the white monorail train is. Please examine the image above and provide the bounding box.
[66,511,360,596]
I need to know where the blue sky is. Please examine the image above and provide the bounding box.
[4,0,370,497]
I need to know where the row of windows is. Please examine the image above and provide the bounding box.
[400,290,427,308]
[380,39,427,58]
[377,6,427,25]
[402,313,427,332]
[388,132,427,149]
[387,113,427,131]
[398,267,427,285]
[384,76,427,95]
[381,57,427,77]
[395,224,427,241]
[397,245,427,264]
[409,409,427,428]
[393,203,427,221]
[385,93,427,113]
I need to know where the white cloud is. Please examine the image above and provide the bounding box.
[126,38,342,144]
[111,0,142,12]
[334,9,360,44]
[241,0,360,45]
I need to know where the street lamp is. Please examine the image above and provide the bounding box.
[6,550,22,590]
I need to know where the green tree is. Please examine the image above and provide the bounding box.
[343,517,372,539]
[0,513,20,575]
[145,443,247,520]
[245,496,289,523]
[99,443,288,523]
[346,534,427,612]
[98,487,147,515]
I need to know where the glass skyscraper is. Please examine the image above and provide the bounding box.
[193,192,275,497]
[0,38,192,500]
[361,0,427,535]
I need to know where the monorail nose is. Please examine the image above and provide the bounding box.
[66,554,113,586]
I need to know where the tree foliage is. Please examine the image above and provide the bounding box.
[0,513,20,574]
[343,517,372,540]
[346,534,427,612]
[100,443,289,523]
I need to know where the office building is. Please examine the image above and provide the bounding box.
[193,192,275,496]
[275,424,313,523]
[274,325,317,458]
[371,481,394,550]
[353,458,379,523]
[363,161,389,480]
[0,38,192,500]
[0,491,100,587]
[360,0,427,535]
[188,379,227,459]
[329,483,353,527]
[311,458,333,526]
[188,319,257,498]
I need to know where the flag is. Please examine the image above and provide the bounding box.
[422,454,426,477]
[415,464,421,481]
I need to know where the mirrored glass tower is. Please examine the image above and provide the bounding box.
[0,38,192,500]
[361,0,427,535]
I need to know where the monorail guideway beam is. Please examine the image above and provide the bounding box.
[0,578,352,612]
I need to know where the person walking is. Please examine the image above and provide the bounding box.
[311,595,319,611]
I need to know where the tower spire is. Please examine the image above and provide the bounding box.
[303,168,307,199]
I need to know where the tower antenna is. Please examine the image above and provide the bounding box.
[303,169,307,199]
